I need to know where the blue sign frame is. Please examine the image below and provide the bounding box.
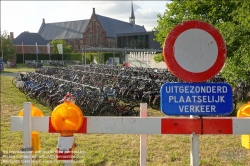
[160,82,233,116]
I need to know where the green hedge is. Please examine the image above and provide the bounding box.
[16,52,121,64]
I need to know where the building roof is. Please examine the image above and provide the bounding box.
[12,32,48,45]
[96,14,146,38]
[39,19,89,40]
[38,6,146,40]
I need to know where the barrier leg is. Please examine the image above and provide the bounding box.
[140,103,147,166]
[190,115,199,166]
[23,102,32,166]
[57,136,74,166]
[64,161,73,166]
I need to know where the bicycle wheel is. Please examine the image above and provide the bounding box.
[51,99,63,111]
[99,106,117,116]
[18,85,25,93]
[26,93,35,101]
[23,86,30,95]
[151,96,160,110]
[79,99,90,114]
[12,77,18,87]
[128,105,140,116]
[120,105,133,116]
[233,99,237,112]
[237,91,243,101]
[38,93,48,106]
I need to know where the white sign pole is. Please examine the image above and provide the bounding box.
[23,102,32,166]
[140,103,147,166]
[190,115,199,166]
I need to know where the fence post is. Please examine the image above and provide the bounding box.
[140,103,147,166]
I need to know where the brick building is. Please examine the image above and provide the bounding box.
[11,2,160,56]
[38,3,147,52]
[12,31,52,54]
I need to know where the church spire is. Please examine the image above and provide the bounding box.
[129,1,135,27]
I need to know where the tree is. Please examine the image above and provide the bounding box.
[0,30,16,62]
[154,0,250,86]
[50,39,73,54]
[153,53,164,63]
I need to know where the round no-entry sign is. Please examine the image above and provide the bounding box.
[163,20,226,82]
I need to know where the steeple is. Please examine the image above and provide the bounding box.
[129,1,135,27]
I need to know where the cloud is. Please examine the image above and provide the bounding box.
[1,1,167,36]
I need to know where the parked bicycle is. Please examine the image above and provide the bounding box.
[13,64,233,116]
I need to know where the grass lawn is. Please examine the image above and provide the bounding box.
[1,64,250,166]
[1,63,38,73]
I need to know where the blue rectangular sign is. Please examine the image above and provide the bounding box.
[160,82,233,116]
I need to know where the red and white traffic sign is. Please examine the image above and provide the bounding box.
[163,20,226,82]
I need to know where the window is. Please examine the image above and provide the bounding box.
[96,33,99,44]
[89,33,92,44]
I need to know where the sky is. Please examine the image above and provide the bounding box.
[1,1,169,38]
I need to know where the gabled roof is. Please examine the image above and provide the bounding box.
[39,19,89,41]
[96,14,146,38]
[12,32,48,45]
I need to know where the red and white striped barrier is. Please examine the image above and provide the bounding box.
[10,102,250,166]
[11,115,250,135]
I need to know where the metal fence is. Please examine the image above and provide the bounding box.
[127,56,150,68]
[25,60,82,65]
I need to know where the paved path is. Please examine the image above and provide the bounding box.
[0,71,24,77]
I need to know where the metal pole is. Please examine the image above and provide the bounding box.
[82,47,83,65]
[49,45,51,62]
[190,115,199,166]
[98,50,100,64]
[84,45,86,65]
[1,31,3,60]
[113,47,115,67]
[36,53,38,67]
[98,47,101,64]
[147,52,149,65]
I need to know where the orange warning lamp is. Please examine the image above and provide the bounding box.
[51,94,83,137]
[18,104,44,153]
[18,104,44,117]
[237,102,250,117]
[237,101,250,149]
